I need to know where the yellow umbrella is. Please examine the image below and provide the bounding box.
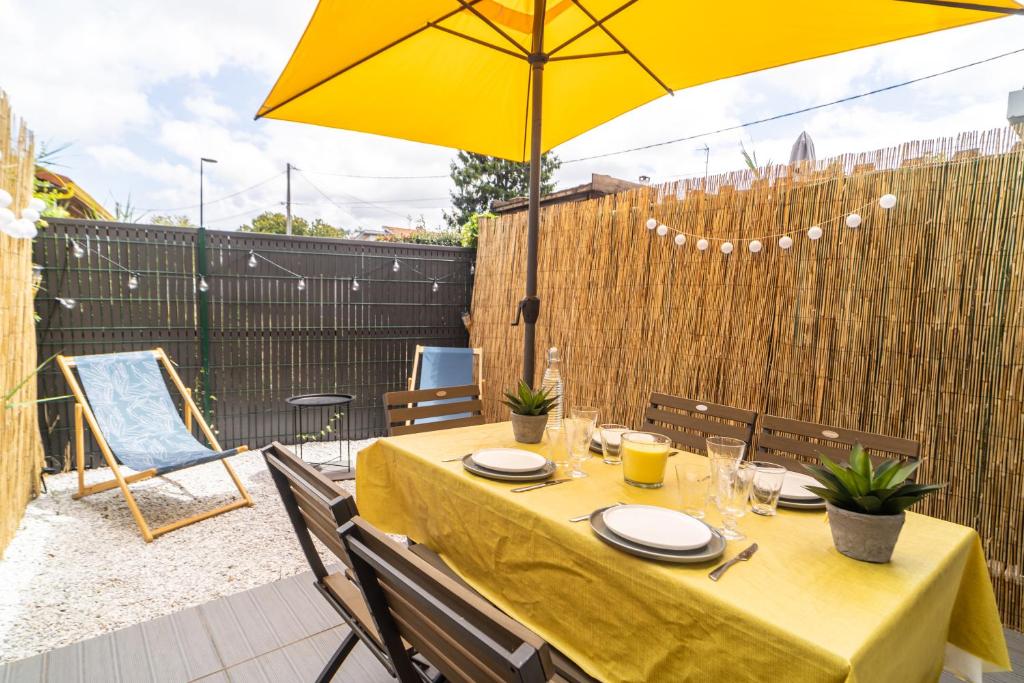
[257,0,1020,383]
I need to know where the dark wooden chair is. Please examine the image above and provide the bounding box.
[755,415,920,469]
[340,516,563,683]
[383,384,486,436]
[642,392,757,453]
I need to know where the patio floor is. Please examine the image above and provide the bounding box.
[0,567,1020,682]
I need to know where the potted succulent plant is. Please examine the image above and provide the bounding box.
[804,444,944,563]
[502,380,556,444]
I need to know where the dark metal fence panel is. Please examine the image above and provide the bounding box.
[34,218,474,467]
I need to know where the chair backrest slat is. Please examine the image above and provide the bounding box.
[756,415,920,468]
[643,393,757,453]
[384,384,485,437]
[341,517,553,683]
[264,443,357,578]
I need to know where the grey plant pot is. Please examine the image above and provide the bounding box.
[826,502,906,564]
[511,413,548,444]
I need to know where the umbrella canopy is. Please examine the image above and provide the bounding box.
[790,131,817,164]
[258,0,1017,383]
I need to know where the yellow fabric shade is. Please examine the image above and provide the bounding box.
[258,0,1016,162]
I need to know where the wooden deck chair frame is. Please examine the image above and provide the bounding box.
[755,414,920,469]
[407,345,484,391]
[384,384,486,437]
[55,347,252,542]
[643,392,758,454]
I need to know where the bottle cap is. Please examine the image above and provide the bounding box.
[547,347,560,362]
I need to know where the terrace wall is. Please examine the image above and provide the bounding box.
[471,127,1024,628]
[34,220,473,468]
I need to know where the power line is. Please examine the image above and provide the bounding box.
[301,168,449,180]
[204,202,283,226]
[562,45,1024,164]
[298,171,411,220]
[290,196,450,206]
[138,172,284,216]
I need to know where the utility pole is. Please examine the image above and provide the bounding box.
[285,162,293,235]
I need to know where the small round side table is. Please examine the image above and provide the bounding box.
[285,393,355,481]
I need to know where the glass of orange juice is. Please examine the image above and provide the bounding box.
[620,432,672,488]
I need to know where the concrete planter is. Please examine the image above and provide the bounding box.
[511,413,548,444]
[826,502,906,563]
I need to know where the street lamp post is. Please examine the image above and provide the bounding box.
[199,157,218,228]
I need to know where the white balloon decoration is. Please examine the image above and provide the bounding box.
[778,235,794,250]
[879,194,897,210]
[0,189,12,208]
[20,207,40,223]
[696,238,709,251]
[28,197,46,213]
[807,226,823,240]
[720,241,734,255]
[10,218,37,239]
[748,240,763,253]
[656,224,669,237]
[673,234,686,246]
[845,213,862,229]
[0,207,14,226]
[646,218,657,230]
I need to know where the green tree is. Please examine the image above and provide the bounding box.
[239,211,347,238]
[444,151,560,228]
[151,214,194,227]
[378,229,462,246]
[459,211,494,248]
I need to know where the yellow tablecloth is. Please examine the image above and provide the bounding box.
[356,422,1010,683]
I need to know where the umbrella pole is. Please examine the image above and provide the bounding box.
[522,0,546,388]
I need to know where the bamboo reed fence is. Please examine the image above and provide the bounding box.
[471,127,1024,628]
[0,91,43,557]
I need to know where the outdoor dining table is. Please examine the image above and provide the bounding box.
[356,422,1010,683]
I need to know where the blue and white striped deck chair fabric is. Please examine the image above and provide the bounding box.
[410,346,479,424]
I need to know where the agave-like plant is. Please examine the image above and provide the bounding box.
[803,444,944,516]
[501,380,556,416]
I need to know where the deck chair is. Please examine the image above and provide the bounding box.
[643,392,758,454]
[384,385,486,436]
[408,346,483,426]
[755,414,920,469]
[56,348,252,542]
[341,516,563,683]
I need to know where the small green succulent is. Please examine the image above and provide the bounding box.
[803,444,944,516]
[502,381,556,416]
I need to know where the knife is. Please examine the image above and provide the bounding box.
[708,543,759,582]
[511,478,571,493]
[441,453,472,462]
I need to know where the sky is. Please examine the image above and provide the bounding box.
[1,1,1022,232]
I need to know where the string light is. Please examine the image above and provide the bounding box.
[432,280,439,293]
[645,218,657,230]
[674,234,686,247]
[778,235,794,250]
[247,251,258,268]
[297,278,306,291]
[127,273,139,290]
[198,276,210,292]
[748,240,763,254]
[352,278,360,291]
[392,257,400,272]
[656,224,669,237]
[56,297,76,310]
[879,194,897,209]
[720,241,734,255]
[470,262,475,275]
[845,213,862,229]
[697,239,709,251]
[807,226,823,240]
[72,240,86,258]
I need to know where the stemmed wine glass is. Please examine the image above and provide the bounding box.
[713,460,755,540]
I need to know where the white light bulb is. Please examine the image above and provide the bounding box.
[845,213,862,229]
[198,276,209,292]
[11,218,36,239]
[720,241,734,255]
[72,241,86,258]
[470,262,475,275]
[57,297,77,310]
[879,194,897,210]
[674,234,686,246]
[0,207,14,226]
[656,224,669,237]
[0,189,11,208]
[645,218,657,230]
[392,258,400,272]
[807,226,823,240]
[127,274,139,290]
[247,252,258,268]
[432,280,439,293]
[696,238,709,251]
[351,278,360,291]
[297,278,306,291]
[20,208,40,223]
[748,240,763,253]
[778,235,794,250]
[28,197,46,213]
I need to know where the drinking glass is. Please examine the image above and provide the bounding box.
[599,424,630,464]
[750,461,787,516]
[713,460,755,539]
[564,417,591,479]
[675,460,710,519]
[706,436,747,502]
[620,431,671,488]
[546,426,569,467]
[570,406,599,445]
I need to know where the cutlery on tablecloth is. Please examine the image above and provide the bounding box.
[708,543,758,581]
[441,453,473,462]
[511,478,571,493]
[569,501,626,523]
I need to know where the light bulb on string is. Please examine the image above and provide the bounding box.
[57,297,76,310]
[392,258,400,272]
[645,218,657,230]
[674,234,686,247]
[807,226,823,240]
[720,241,734,255]
[748,240,763,254]
[470,262,475,275]
[656,224,669,237]
[432,280,439,293]
[71,240,86,258]
[297,278,306,291]
[247,251,258,268]
[127,273,139,290]
[198,276,209,293]
[351,278,360,292]
[845,213,862,229]
[879,194,897,210]
[696,239,709,251]
[778,235,794,250]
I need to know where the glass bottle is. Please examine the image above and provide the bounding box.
[541,346,563,429]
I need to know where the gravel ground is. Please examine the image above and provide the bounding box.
[0,439,376,664]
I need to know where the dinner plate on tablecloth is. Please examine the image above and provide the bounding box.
[462,454,555,482]
[777,496,827,511]
[471,448,548,473]
[603,505,713,551]
[780,471,821,500]
[590,510,726,563]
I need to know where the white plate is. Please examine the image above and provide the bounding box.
[470,448,547,473]
[602,505,712,551]
[781,471,821,500]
